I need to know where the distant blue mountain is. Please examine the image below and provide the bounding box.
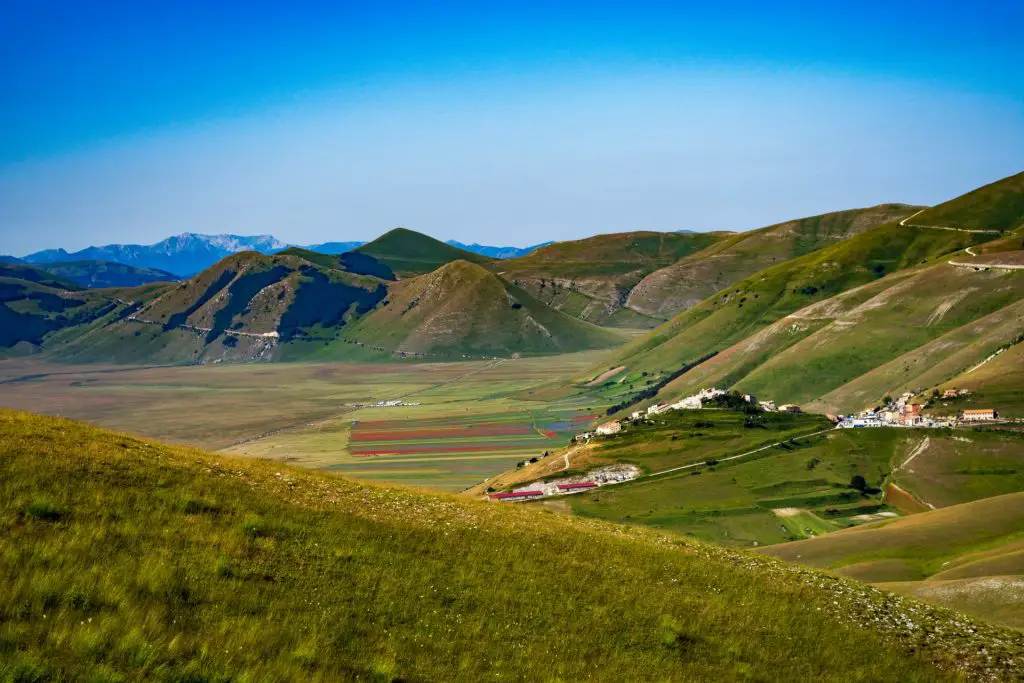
[24,233,289,277]
[0,255,25,264]
[445,241,554,259]
[302,241,365,255]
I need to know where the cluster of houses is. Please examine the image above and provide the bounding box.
[837,390,997,429]
[573,388,799,442]
[488,464,640,502]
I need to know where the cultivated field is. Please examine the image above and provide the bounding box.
[0,352,609,490]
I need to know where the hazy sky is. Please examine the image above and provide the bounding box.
[1,1,1022,254]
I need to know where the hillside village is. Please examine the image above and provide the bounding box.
[488,383,1010,504]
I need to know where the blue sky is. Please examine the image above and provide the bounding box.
[1,0,1022,253]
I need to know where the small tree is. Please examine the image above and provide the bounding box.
[849,475,868,492]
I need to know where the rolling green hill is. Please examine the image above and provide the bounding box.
[909,171,1024,232]
[494,231,726,327]
[653,255,1024,414]
[342,260,622,357]
[626,204,922,319]
[2,409,1021,681]
[43,260,180,288]
[760,492,1024,629]
[355,228,493,276]
[37,250,620,363]
[591,220,993,408]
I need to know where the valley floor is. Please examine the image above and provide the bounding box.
[0,352,607,491]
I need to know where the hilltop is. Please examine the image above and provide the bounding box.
[1,409,1021,681]
[355,228,493,276]
[627,204,922,319]
[909,171,1024,232]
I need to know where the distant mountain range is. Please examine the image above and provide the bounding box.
[1,171,1021,373]
[15,234,553,278]
[445,241,553,259]
[23,233,288,277]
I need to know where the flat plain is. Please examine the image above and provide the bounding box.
[0,352,607,490]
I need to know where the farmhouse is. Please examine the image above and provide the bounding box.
[961,409,997,422]
[778,404,802,414]
[942,389,959,399]
[596,420,622,435]
[489,490,544,501]
[646,403,670,416]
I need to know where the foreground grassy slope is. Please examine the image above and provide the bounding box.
[910,171,1024,232]
[344,260,622,356]
[2,410,1022,681]
[356,228,493,276]
[627,204,921,319]
[760,493,1024,628]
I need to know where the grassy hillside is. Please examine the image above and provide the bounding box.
[928,338,1024,419]
[910,171,1024,232]
[627,204,921,319]
[343,260,623,357]
[49,252,389,364]
[760,492,1024,629]
[356,228,493,276]
[43,260,180,288]
[2,409,1021,681]
[0,277,119,356]
[494,231,725,327]
[0,262,82,291]
[730,260,1024,410]
[591,220,997,409]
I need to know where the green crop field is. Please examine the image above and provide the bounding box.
[891,430,1024,509]
[561,420,1024,550]
[570,426,901,547]
[2,409,1021,681]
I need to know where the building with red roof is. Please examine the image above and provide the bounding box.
[489,490,544,501]
[556,482,597,491]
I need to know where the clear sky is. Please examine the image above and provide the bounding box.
[1,0,1022,254]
